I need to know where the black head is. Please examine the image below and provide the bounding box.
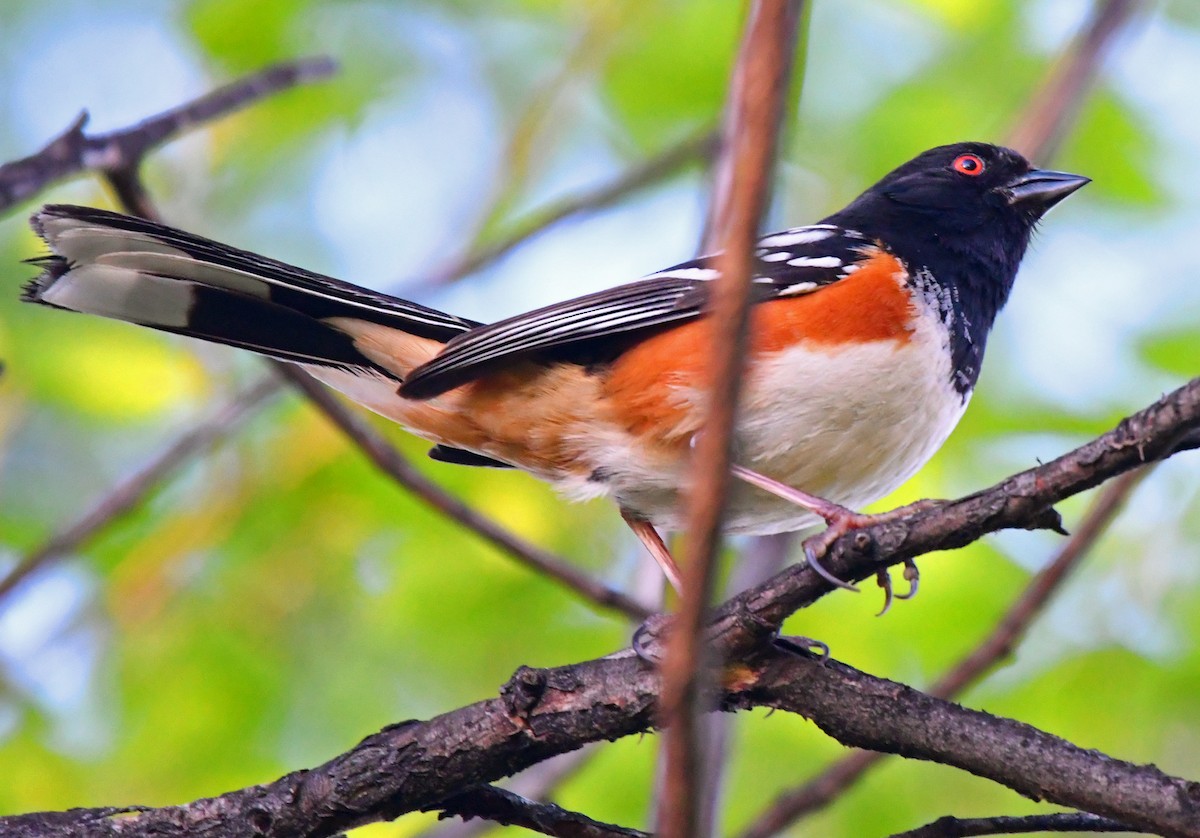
[824,142,1088,394]
[827,142,1088,268]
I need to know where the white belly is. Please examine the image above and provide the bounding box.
[586,317,967,535]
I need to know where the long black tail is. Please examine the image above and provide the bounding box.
[25,205,478,376]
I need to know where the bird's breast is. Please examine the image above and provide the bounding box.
[572,258,969,533]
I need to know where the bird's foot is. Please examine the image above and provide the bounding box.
[875,559,920,616]
[731,465,935,609]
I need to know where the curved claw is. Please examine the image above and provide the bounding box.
[803,540,860,592]
[894,559,920,601]
[773,635,831,661]
[875,569,894,616]
[631,621,662,664]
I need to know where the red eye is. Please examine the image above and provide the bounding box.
[953,154,985,176]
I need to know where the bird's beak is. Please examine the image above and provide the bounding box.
[1000,168,1091,210]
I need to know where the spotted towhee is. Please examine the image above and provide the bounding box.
[24,142,1088,594]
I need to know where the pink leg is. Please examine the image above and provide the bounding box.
[621,509,683,594]
[730,464,924,605]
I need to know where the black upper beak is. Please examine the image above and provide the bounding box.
[1001,168,1091,210]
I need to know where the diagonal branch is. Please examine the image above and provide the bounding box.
[99,108,654,618]
[3,59,711,621]
[15,64,649,624]
[737,468,1147,838]
[0,375,282,606]
[422,747,601,838]
[5,608,1198,838]
[1006,0,1143,160]
[658,4,804,837]
[425,129,717,287]
[700,375,1200,659]
[272,363,650,619]
[4,376,1199,836]
[0,56,337,214]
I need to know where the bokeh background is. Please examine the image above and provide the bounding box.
[1,0,1199,835]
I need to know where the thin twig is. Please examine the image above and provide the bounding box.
[422,747,600,838]
[657,4,804,838]
[889,811,1142,837]
[737,468,1146,837]
[431,785,650,838]
[0,376,282,605]
[271,363,650,620]
[429,20,623,281]
[424,129,717,287]
[0,57,337,213]
[1006,0,1142,160]
[0,60,333,605]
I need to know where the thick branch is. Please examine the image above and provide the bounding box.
[5,635,1198,838]
[7,376,1200,835]
[749,652,1196,836]
[739,468,1147,837]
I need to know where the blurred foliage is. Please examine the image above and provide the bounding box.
[1,1,1200,836]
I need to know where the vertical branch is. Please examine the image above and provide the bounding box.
[657,4,805,838]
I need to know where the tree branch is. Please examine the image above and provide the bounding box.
[3,58,710,623]
[0,376,282,606]
[431,786,650,838]
[421,747,600,838]
[1006,0,1143,160]
[424,129,717,288]
[738,468,1147,837]
[0,57,337,213]
[696,375,1200,662]
[658,4,803,837]
[889,811,1142,837]
[271,362,650,620]
[6,618,1198,837]
[81,74,649,625]
[12,221,1194,838]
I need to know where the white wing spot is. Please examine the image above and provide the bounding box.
[786,255,842,269]
[759,251,793,262]
[646,267,720,281]
[758,227,836,248]
[780,281,819,296]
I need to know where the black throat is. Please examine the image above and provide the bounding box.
[824,203,1032,398]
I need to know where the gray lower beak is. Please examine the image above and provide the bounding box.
[1001,168,1091,209]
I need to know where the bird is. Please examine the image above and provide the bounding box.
[23,142,1088,599]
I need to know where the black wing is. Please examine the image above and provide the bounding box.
[400,225,877,398]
